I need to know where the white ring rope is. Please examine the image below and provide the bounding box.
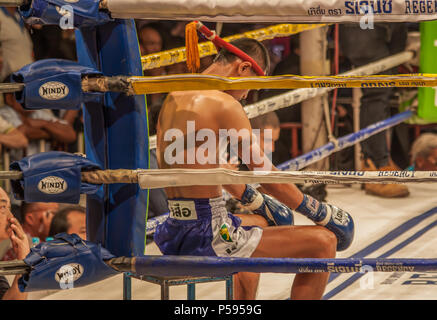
[135,168,436,189]
[105,0,437,23]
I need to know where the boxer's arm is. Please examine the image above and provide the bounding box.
[218,99,303,210]
[223,183,247,199]
[219,100,354,250]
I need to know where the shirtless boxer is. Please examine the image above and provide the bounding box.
[154,37,354,300]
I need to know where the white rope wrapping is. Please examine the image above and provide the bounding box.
[107,0,437,23]
[243,51,414,119]
[136,169,437,189]
[148,51,413,149]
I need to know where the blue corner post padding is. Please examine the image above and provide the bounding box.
[12,59,102,110]
[19,233,119,292]
[19,0,112,28]
[10,151,101,204]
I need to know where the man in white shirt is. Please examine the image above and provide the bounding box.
[0,114,28,151]
[0,8,33,81]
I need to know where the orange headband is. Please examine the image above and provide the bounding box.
[185,21,265,76]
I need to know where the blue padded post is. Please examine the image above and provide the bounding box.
[75,20,149,257]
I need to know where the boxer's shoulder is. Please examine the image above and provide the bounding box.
[167,90,234,106]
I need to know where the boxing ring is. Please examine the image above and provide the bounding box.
[0,0,437,300]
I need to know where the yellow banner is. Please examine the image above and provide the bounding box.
[129,73,437,95]
[141,23,327,70]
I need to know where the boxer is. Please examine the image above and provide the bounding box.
[153,36,354,300]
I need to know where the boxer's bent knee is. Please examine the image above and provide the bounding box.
[235,213,269,228]
[310,226,337,257]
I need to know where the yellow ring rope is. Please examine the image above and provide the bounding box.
[128,73,437,95]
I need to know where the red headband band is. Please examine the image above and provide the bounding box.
[185,21,266,77]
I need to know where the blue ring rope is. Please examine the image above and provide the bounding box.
[133,256,437,277]
[277,110,413,170]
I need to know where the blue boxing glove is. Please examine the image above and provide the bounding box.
[240,184,294,226]
[10,151,101,204]
[12,59,103,110]
[19,233,118,292]
[295,194,355,251]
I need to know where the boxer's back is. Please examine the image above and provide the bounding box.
[157,90,238,199]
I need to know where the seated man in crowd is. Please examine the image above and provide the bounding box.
[48,205,86,240]
[2,201,58,261]
[0,7,34,83]
[1,88,77,160]
[408,132,437,171]
[20,201,59,244]
[0,187,30,300]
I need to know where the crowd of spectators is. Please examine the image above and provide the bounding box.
[1,14,437,299]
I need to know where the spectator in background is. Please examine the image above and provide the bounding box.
[271,35,300,76]
[138,22,166,77]
[339,23,409,198]
[408,133,437,171]
[20,201,59,243]
[249,112,281,164]
[138,22,167,123]
[0,32,28,152]
[1,86,77,161]
[0,187,29,299]
[169,21,188,38]
[139,23,164,55]
[258,35,301,165]
[48,205,86,240]
[229,112,281,172]
[0,7,33,82]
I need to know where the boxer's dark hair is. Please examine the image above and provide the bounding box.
[213,38,271,75]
